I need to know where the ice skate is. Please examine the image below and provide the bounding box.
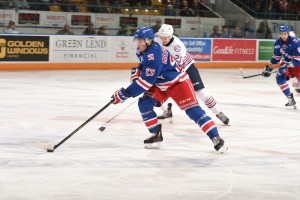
[285,93,297,109]
[212,136,228,153]
[144,125,163,149]
[292,78,300,93]
[158,103,173,123]
[216,112,229,125]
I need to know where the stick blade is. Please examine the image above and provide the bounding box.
[36,141,55,152]
[99,126,106,131]
[239,68,245,79]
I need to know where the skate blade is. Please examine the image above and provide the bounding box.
[221,119,229,125]
[144,142,162,149]
[158,117,173,124]
[217,145,228,153]
[286,105,297,110]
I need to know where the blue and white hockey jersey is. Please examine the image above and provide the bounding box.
[271,36,300,67]
[125,42,188,97]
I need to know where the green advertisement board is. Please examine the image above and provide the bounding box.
[258,41,274,60]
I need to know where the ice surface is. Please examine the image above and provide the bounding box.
[1,69,300,200]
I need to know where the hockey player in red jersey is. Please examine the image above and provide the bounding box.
[154,24,229,125]
[111,26,227,152]
[262,25,300,109]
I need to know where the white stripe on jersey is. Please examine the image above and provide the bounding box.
[136,77,152,90]
[156,72,189,91]
[155,35,195,72]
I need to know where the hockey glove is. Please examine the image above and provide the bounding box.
[278,64,288,76]
[112,88,130,104]
[262,65,273,77]
[130,67,141,83]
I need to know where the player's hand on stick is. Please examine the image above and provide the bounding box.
[262,65,274,77]
[278,64,288,75]
[112,88,130,104]
[130,67,140,83]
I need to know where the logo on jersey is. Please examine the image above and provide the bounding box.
[145,67,155,76]
[179,98,191,104]
[148,54,154,60]
[158,75,165,79]
[274,45,280,49]
[139,56,144,63]
[174,44,181,52]
[298,47,300,53]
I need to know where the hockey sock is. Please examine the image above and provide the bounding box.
[186,107,219,139]
[195,89,220,115]
[279,83,291,97]
[160,102,168,112]
[138,97,160,133]
[141,110,159,133]
[276,74,291,97]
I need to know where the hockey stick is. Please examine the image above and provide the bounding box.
[43,99,113,153]
[99,98,138,131]
[239,68,277,79]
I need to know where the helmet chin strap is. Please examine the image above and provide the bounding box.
[140,38,152,53]
[145,38,153,48]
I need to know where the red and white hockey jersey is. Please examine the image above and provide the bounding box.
[155,35,195,72]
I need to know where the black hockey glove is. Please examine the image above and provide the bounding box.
[262,65,273,77]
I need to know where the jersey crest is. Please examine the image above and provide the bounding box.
[174,44,181,52]
[145,67,155,76]
[148,54,154,60]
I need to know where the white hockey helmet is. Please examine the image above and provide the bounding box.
[157,24,174,38]
[289,31,296,37]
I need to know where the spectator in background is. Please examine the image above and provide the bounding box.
[88,0,102,13]
[209,26,221,38]
[117,25,129,36]
[39,0,50,10]
[264,2,277,19]
[169,0,180,16]
[16,0,30,10]
[27,0,41,10]
[82,23,96,35]
[140,0,151,6]
[97,26,107,35]
[190,0,202,17]
[292,0,300,15]
[61,0,78,12]
[253,1,263,19]
[164,4,175,16]
[179,0,195,17]
[231,25,243,38]
[5,20,19,34]
[221,25,230,38]
[151,19,162,33]
[243,19,255,38]
[256,20,272,39]
[56,23,74,35]
[277,0,290,19]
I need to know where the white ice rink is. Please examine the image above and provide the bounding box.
[1,69,300,200]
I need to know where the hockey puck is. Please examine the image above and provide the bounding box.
[99,126,106,131]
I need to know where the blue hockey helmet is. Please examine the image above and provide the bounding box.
[134,26,155,42]
[279,25,289,33]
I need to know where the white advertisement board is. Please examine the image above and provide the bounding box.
[50,35,137,63]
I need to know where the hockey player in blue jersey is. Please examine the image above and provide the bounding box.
[111,26,227,152]
[262,25,300,109]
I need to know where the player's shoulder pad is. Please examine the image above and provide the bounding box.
[291,37,300,45]
[273,38,282,49]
